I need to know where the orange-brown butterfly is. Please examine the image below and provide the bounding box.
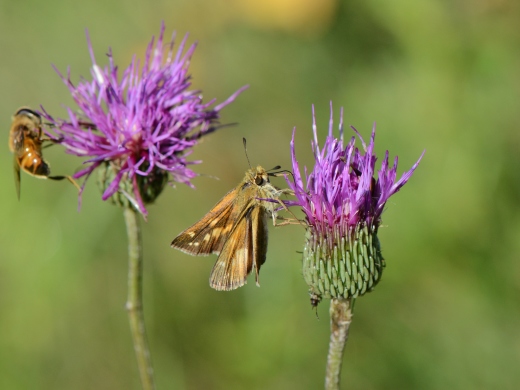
[8,107,79,199]
[171,143,288,291]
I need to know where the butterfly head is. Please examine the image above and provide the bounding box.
[250,166,269,187]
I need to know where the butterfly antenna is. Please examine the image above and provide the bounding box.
[243,137,252,169]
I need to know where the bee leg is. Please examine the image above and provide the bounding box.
[48,175,81,192]
[41,137,64,148]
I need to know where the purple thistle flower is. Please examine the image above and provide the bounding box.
[287,103,424,303]
[41,23,247,216]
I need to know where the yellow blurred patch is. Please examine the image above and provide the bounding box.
[232,0,339,36]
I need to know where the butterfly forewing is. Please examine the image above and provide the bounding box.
[171,188,238,255]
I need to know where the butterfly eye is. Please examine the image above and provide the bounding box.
[255,175,264,186]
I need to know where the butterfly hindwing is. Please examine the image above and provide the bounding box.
[209,206,254,291]
[251,205,268,283]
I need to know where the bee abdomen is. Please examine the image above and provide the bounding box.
[20,155,50,177]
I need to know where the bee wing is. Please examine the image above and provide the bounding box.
[10,125,25,154]
[13,157,21,200]
[170,187,239,255]
[209,205,268,291]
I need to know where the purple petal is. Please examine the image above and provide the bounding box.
[286,103,424,236]
[41,23,247,215]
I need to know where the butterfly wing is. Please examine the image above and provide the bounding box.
[209,206,254,291]
[209,205,268,291]
[251,205,268,283]
[170,187,238,256]
[171,166,275,291]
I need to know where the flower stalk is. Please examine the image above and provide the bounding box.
[124,206,154,390]
[325,298,353,390]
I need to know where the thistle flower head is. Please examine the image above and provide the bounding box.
[288,103,423,302]
[41,23,246,216]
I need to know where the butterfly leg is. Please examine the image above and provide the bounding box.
[272,188,308,228]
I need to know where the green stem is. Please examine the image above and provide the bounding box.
[325,298,353,390]
[124,207,155,390]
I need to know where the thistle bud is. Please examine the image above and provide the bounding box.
[302,226,385,301]
[287,103,424,306]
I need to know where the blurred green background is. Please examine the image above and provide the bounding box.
[1,0,520,389]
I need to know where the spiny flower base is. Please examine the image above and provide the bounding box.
[97,162,168,210]
[302,226,385,302]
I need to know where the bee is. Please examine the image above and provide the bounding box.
[171,139,291,291]
[8,107,79,199]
